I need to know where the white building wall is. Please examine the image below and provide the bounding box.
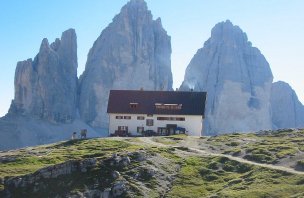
[108,113,203,136]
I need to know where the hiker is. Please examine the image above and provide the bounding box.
[80,129,87,139]
[71,132,77,140]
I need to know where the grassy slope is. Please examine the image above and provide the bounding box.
[202,130,304,166]
[167,155,304,198]
[1,130,304,197]
[0,138,142,191]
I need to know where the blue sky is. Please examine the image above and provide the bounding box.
[0,0,303,116]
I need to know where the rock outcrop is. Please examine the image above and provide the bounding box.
[9,29,78,123]
[0,29,101,151]
[79,0,172,128]
[180,20,273,135]
[271,81,304,129]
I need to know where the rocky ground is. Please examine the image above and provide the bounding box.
[1,129,304,197]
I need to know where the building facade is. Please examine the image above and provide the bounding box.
[107,90,207,136]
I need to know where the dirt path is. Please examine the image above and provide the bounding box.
[138,137,304,175]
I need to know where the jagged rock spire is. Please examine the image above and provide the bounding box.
[180,20,273,135]
[79,0,172,127]
[10,29,78,123]
[271,81,304,129]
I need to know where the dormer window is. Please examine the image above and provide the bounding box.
[130,103,138,109]
[155,103,182,110]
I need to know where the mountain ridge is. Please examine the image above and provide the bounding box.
[0,0,303,150]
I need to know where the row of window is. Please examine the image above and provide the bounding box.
[115,115,185,121]
[155,103,182,110]
[128,102,183,111]
[157,117,185,121]
[117,126,145,133]
[116,116,131,119]
[116,115,145,120]
[117,126,176,135]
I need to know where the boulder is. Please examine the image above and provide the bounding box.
[112,171,121,180]
[111,181,126,197]
[101,188,111,198]
[120,156,131,167]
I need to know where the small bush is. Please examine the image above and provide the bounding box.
[199,168,212,176]
[223,163,235,172]
[244,153,275,164]
[236,163,252,173]
[204,174,218,181]
[227,178,243,186]
[222,160,252,173]
[226,142,240,147]
[207,161,219,170]
[175,146,189,151]
[296,178,304,185]
[251,148,272,156]
[296,160,304,169]
[218,157,229,164]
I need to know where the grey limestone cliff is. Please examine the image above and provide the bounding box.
[180,20,273,135]
[9,29,78,123]
[271,81,304,129]
[79,0,172,128]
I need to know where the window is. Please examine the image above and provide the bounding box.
[118,126,128,131]
[146,119,154,126]
[130,103,138,108]
[116,116,123,119]
[137,127,144,133]
[157,127,167,135]
[175,117,185,121]
[124,116,131,120]
[157,117,185,121]
[155,103,182,110]
[137,116,145,120]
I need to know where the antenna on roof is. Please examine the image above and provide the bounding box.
[140,87,144,91]
[190,88,193,92]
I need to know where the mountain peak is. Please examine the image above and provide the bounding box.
[128,0,147,6]
[181,21,273,135]
[121,0,148,13]
[210,20,248,45]
[39,38,50,52]
[79,0,172,128]
[271,81,304,129]
[61,28,76,42]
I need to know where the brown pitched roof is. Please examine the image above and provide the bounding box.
[107,90,207,116]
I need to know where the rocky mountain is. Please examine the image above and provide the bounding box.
[0,29,99,150]
[9,29,78,123]
[271,81,304,129]
[79,0,172,128]
[180,20,273,135]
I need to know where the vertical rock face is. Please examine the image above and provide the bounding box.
[271,81,304,129]
[79,0,172,127]
[180,20,273,135]
[9,29,78,123]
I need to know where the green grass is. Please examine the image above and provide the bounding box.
[204,129,304,165]
[152,134,186,145]
[0,138,142,178]
[2,130,304,197]
[167,156,304,198]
